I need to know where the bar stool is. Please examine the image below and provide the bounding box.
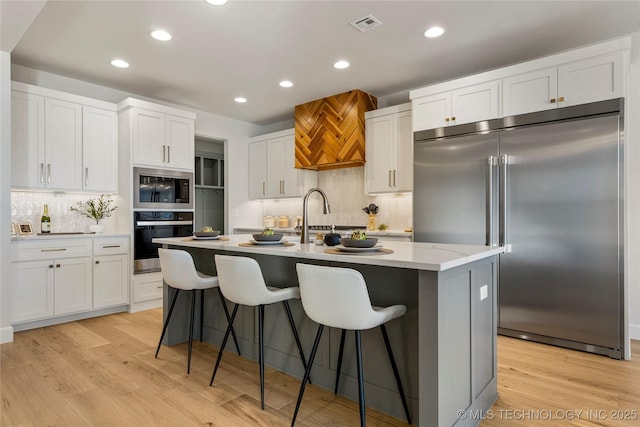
[292,263,411,427]
[156,248,241,374]
[210,254,310,410]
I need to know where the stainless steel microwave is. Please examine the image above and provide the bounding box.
[133,167,193,210]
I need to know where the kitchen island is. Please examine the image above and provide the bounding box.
[153,235,503,426]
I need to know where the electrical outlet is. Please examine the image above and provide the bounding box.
[480,285,488,301]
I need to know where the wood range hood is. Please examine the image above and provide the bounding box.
[294,89,377,171]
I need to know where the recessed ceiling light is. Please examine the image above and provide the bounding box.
[205,0,228,5]
[234,97,247,103]
[150,29,172,41]
[333,60,350,70]
[424,26,445,38]
[279,80,293,88]
[110,59,129,68]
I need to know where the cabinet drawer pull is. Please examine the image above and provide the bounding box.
[156,285,163,289]
[56,264,61,268]
[558,96,565,102]
[95,260,100,264]
[102,245,121,249]
[41,248,67,252]
[550,98,556,103]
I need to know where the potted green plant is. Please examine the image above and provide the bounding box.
[71,195,117,233]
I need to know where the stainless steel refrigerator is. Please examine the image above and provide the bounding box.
[413,99,624,359]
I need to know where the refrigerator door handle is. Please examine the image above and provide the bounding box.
[486,156,495,246]
[499,154,511,252]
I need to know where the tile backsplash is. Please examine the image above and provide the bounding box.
[261,167,412,230]
[11,192,123,234]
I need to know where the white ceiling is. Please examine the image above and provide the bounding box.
[6,0,640,125]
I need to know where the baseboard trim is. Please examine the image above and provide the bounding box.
[0,326,14,344]
[630,323,640,340]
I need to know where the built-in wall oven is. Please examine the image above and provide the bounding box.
[133,211,193,273]
[134,167,193,210]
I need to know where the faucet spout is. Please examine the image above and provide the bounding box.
[301,188,331,244]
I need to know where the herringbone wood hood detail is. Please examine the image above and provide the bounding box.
[295,89,377,171]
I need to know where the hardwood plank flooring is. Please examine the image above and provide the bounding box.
[1,309,638,426]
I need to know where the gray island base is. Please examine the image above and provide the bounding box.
[153,235,503,426]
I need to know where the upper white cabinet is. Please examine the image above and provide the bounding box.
[365,103,413,194]
[11,82,118,193]
[120,99,195,171]
[503,52,624,116]
[412,81,500,131]
[83,106,118,192]
[249,129,309,199]
[411,39,628,131]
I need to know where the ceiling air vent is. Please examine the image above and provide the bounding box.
[350,15,382,32]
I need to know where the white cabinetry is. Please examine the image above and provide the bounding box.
[11,239,92,323]
[503,52,624,116]
[10,236,130,329]
[365,103,413,194]
[120,99,195,171]
[249,129,307,199]
[11,82,118,192]
[412,81,500,131]
[93,237,129,309]
[83,106,118,192]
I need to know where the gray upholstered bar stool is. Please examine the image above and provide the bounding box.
[292,263,411,427]
[210,254,310,410]
[155,248,241,374]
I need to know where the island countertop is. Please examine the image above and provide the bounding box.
[153,234,504,272]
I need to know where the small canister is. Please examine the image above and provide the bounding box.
[263,215,275,228]
[278,214,290,228]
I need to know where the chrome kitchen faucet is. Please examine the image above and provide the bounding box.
[301,188,330,244]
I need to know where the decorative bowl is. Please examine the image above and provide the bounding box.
[193,230,220,238]
[340,237,378,248]
[252,233,284,242]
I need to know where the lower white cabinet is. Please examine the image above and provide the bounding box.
[133,271,164,303]
[93,237,129,309]
[10,236,130,327]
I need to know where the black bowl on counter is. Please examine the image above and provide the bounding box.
[323,232,342,246]
[252,233,284,242]
[340,237,378,248]
[193,230,221,238]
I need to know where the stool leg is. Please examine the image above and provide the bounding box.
[258,304,265,410]
[217,288,242,356]
[380,324,412,425]
[282,301,311,384]
[354,330,366,427]
[155,288,180,358]
[291,324,324,427]
[187,290,196,374]
[199,289,204,342]
[334,328,346,394]
[210,303,239,386]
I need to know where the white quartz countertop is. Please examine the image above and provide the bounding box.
[153,234,503,272]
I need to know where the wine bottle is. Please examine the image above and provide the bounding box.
[41,204,51,234]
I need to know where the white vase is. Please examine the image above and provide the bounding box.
[89,223,105,233]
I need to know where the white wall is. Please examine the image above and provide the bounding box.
[1,50,14,343]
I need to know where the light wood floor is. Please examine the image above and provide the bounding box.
[1,309,638,426]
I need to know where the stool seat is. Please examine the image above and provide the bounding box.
[292,263,412,427]
[155,249,240,374]
[210,255,310,410]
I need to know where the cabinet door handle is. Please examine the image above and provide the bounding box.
[56,264,61,268]
[262,181,266,195]
[558,96,565,102]
[48,264,54,269]
[393,170,397,187]
[41,248,67,252]
[451,116,456,121]
[95,260,100,264]
[47,164,51,183]
[550,98,556,103]
[388,170,392,187]
[162,145,166,162]
[167,146,171,163]
[85,167,89,186]
[40,163,44,183]
[445,117,450,123]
